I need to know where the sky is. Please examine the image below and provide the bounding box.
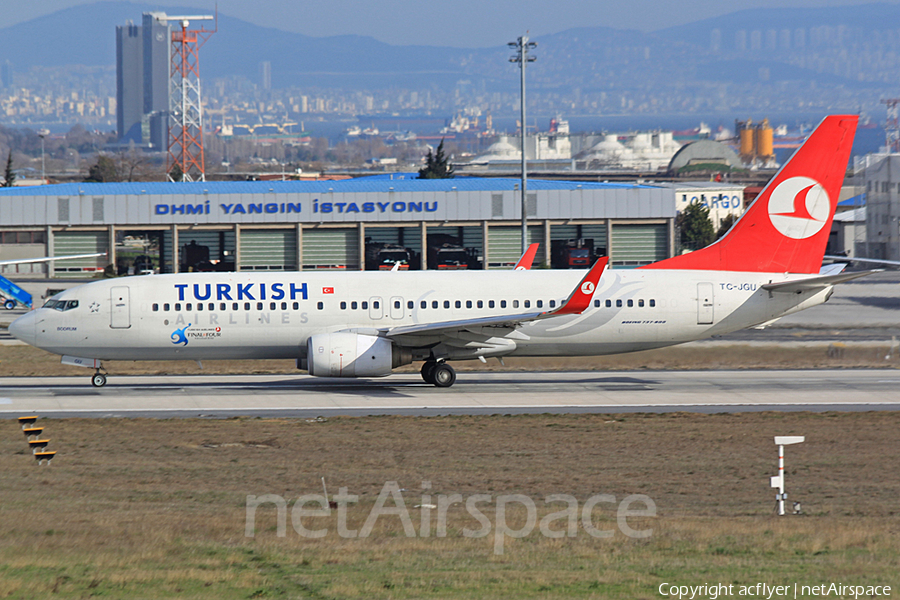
[2,0,899,47]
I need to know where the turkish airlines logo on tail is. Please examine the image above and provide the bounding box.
[767,176,830,239]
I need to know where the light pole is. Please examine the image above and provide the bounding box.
[509,35,536,254]
[38,128,49,183]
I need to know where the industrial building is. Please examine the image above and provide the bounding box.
[0,177,732,278]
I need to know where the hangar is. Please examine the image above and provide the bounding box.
[0,177,734,277]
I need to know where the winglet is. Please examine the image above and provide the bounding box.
[514,243,540,270]
[545,257,608,316]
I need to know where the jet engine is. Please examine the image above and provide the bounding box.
[305,332,411,377]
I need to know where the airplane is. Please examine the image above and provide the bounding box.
[9,115,869,388]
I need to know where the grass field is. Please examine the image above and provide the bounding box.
[1,412,898,599]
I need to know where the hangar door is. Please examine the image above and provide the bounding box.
[53,230,109,277]
[610,224,668,267]
[486,225,544,269]
[302,228,359,270]
[240,229,298,271]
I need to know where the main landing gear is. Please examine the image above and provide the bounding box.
[91,369,107,388]
[421,360,456,388]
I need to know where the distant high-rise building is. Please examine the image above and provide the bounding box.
[710,29,722,53]
[735,30,747,52]
[115,13,170,148]
[259,61,271,90]
[1,60,12,88]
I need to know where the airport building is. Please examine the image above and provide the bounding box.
[0,177,747,278]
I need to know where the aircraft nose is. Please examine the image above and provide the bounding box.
[8,311,37,346]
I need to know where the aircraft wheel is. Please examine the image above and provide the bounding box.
[432,363,456,388]
[3,300,15,310]
[421,361,437,384]
[91,373,107,388]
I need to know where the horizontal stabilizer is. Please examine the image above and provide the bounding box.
[762,269,880,293]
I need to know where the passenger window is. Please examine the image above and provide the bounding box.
[443,300,450,309]
[293,302,300,310]
[340,301,347,310]
[513,300,519,308]
[394,300,401,309]
[536,300,542,308]
[257,302,263,310]
[373,301,380,309]
[524,300,530,308]
[466,300,472,309]
[650,299,656,307]
[606,299,612,308]
[270,302,276,310]
[639,299,645,307]
[317,302,324,310]
[616,300,622,308]
[186,303,193,311]
[197,303,203,311]
[489,300,495,308]
[220,303,227,311]
[362,301,368,310]
[351,301,358,310]
[432,301,438,309]
[175,303,182,311]
[627,299,633,307]
[152,303,159,312]
[208,303,214,310]
[164,303,170,311]
[549,300,556,308]
[244,302,251,310]
[408,301,414,309]
[594,300,601,308]
[477,300,483,309]
[501,300,507,309]
[231,303,237,311]
[455,300,461,308]
[281,302,287,310]
[420,301,426,309]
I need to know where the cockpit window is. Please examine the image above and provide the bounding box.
[42,299,59,309]
[64,300,79,311]
[44,299,78,311]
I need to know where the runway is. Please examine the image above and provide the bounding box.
[1,370,899,418]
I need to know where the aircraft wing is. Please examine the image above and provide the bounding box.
[762,269,880,293]
[825,255,900,267]
[385,258,608,340]
[0,253,106,267]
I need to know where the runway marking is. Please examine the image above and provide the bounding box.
[1,401,899,415]
[0,398,11,404]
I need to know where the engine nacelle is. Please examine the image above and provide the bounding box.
[306,332,411,378]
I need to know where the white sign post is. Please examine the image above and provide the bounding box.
[771,436,804,515]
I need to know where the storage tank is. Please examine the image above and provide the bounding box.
[756,118,774,159]
[737,119,755,159]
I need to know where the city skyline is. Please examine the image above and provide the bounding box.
[4,0,900,48]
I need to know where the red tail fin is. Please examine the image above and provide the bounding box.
[643,115,857,273]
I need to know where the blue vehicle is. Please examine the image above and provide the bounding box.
[0,274,32,310]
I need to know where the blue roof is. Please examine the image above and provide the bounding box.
[838,193,866,207]
[0,177,654,196]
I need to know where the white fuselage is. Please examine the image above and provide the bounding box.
[14,269,831,363]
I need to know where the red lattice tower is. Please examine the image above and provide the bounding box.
[164,14,216,181]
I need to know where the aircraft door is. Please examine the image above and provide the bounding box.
[697,282,714,325]
[369,296,383,320]
[390,296,404,320]
[110,286,131,329]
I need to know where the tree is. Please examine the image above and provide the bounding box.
[716,213,738,240]
[417,139,454,179]
[676,201,715,251]
[2,151,14,187]
[84,155,118,183]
